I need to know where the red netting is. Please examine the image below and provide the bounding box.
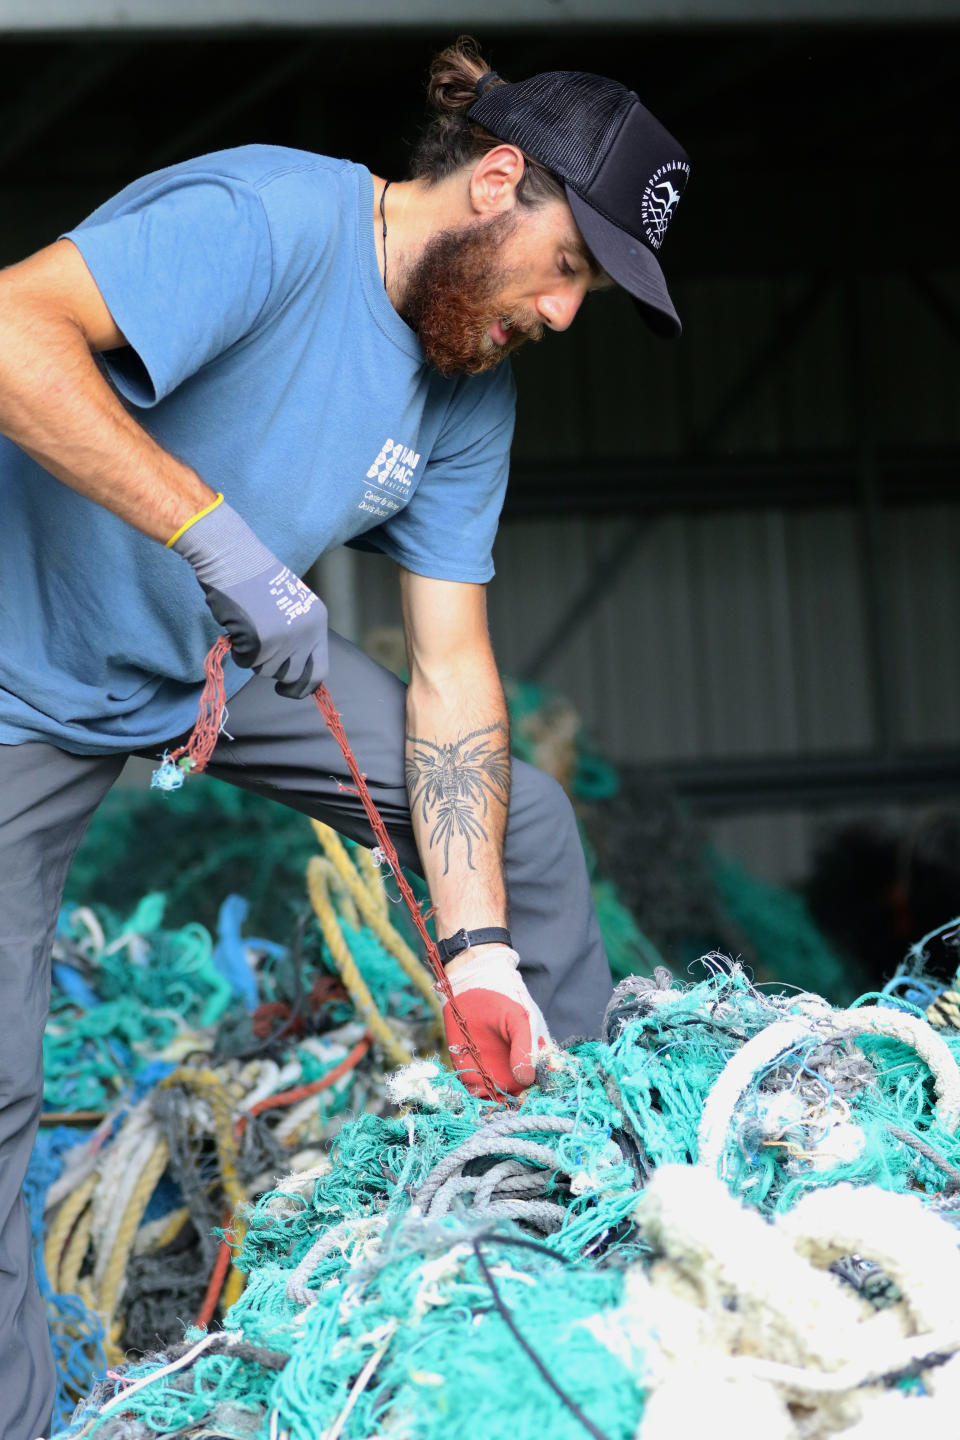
[169,637,500,1099]
[166,634,232,774]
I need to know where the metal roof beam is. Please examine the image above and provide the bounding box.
[2,0,958,31]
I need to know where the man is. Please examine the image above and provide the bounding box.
[0,37,689,1439]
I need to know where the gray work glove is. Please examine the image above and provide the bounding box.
[172,499,328,699]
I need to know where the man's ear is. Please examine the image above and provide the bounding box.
[468,144,525,216]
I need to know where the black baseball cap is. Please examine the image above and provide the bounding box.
[467,70,690,337]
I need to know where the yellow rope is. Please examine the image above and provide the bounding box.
[311,853,362,930]
[311,820,444,1030]
[59,1203,96,1297]
[151,1204,191,1250]
[354,838,389,922]
[222,1243,245,1311]
[44,1171,98,1293]
[157,1067,247,1214]
[96,1137,170,1330]
[307,856,413,1068]
[928,991,960,1030]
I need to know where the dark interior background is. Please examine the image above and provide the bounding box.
[4,20,960,978]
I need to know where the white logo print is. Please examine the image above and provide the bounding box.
[268,567,317,625]
[360,436,422,521]
[640,161,690,251]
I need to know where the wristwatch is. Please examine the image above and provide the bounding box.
[436,926,513,964]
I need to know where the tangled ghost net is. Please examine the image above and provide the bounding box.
[49,954,960,1440]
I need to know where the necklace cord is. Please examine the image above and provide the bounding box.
[380,180,391,290]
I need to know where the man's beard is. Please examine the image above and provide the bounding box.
[399,211,545,378]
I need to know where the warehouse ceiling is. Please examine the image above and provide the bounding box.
[3,0,958,29]
[0,23,957,273]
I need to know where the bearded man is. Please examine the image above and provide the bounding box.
[0,37,689,1438]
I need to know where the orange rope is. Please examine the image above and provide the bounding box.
[195,1223,234,1330]
[244,1034,372,1120]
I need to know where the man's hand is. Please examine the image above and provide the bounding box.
[172,498,328,699]
[443,946,552,1098]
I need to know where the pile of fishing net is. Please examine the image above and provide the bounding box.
[30,665,907,1436]
[30,817,446,1429]
[48,924,960,1440]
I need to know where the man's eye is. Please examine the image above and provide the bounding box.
[558,256,575,277]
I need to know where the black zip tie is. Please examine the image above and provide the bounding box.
[472,1230,574,1264]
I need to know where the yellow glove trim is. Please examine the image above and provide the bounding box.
[165,492,225,548]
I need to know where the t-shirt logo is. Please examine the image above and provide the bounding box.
[367,437,421,487]
[360,436,422,522]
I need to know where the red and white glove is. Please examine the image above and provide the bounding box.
[442,946,552,1099]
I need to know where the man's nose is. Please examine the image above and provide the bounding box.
[535,289,585,332]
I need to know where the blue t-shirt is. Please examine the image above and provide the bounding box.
[0,146,516,754]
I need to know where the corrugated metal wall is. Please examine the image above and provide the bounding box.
[353,505,959,737]
[348,272,960,883]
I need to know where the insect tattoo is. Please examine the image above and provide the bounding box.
[405,721,510,874]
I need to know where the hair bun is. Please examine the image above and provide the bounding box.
[428,36,500,115]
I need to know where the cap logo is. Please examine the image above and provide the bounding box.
[641,160,690,251]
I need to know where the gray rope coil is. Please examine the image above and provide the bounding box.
[473,1199,568,1233]
[474,1159,532,1210]
[417,1138,564,1213]
[411,1113,579,1236]
[413,1114,576,1212]
[477,1112,577,1137]
[289,1115,579,1305]
[430,1162,546,1217]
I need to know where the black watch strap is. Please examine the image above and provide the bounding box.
[436,926,513,964]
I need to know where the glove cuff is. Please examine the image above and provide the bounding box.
[444,946,520,996]
[171,498,281,589]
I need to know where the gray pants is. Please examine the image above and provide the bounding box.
[0,632,611,1440]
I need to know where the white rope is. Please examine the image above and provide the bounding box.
[323,1325,396,1440]
[697,1003,960,1174]
[783,1181,960,1334]
[97,1332,219,1416]
[728,1327,960,1394]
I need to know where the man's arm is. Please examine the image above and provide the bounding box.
[0,239,328,696]
[400,568,550,1095]
[0,239,214,537]
[400,568,510,949]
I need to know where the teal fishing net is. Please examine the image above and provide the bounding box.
[51,944,960,1440]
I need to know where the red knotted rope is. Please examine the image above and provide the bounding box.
[165,633,232,774]
[172,638,500,1099]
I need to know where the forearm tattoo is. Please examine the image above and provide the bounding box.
[405,720,510,874]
